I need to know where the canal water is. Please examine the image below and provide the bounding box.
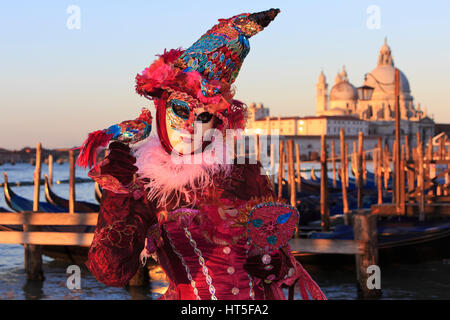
[0,163,449,300]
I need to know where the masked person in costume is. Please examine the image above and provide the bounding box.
[77,9,326,300]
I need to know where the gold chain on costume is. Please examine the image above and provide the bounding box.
[164,223,255,300]
[246,239,256,300]
[184,227,218,300]
[164,225,201,300]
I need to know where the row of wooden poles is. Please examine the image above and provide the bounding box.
[373,131,449,221]
[20,143,79,281]
[28,129,448,230]
[250,128,369,231]
[31,143,77,213]
[251,128,446,231]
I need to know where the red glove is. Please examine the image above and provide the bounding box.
[244,250,290,284]
[100,142,138,186]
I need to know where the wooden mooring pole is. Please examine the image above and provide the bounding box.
[406,135,414,201]
[377,138,383,205]
[270,143,275,187]
[438,136,446,196]
[357,132,364,209]
[48,154,53,187]
[295,143,302,193]
[353,211,381,299]
[426,137,434,200]
[383,143,390,191]
[400,145,406,213]
[445,138,450,195]
[331,139,337,188]
[345,143,349,188]
[25,142,44,281]
[320,135,330,231]
[340,129,349,224]
[287,140,296,207]
[32,144,41,213]
[417,133,425,221]
[392,140,398,204]
[69,150,76,214]
[352,141,357,178]
[394,68,401,213]
[255,134,260,162]
[278,140,284,198]
[362,150,367,185]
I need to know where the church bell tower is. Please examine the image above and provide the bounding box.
[316,70,328,115]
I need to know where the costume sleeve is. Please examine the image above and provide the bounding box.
[86,189,157,287]
[236,161,275,199]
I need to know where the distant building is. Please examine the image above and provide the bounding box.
[315,39,435,146]
[246,39,435,158]
[245,109,376,159]
[246,108,368,137]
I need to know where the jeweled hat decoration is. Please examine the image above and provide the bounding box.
[135,8,280,131]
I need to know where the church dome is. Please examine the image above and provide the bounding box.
[363,39,411,99]
[364,64,411,97]
[330,80,357,101]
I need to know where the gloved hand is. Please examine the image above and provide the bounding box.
[100,142,138,186]
[244,250,290,284]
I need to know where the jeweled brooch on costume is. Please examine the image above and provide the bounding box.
[245,198,299,254]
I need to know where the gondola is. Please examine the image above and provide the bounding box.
[3,172,66,213]
[44,175,99,212]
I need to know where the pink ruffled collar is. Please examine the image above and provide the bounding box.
[132,135,233,208]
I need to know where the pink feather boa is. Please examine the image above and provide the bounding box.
[132,135,233,208]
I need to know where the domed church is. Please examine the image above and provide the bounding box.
[317,66,358,117]
[317,39,426,121]
[316,39,434,142]
[246,39,435,155]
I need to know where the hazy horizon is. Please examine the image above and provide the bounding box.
[1,0,449,149]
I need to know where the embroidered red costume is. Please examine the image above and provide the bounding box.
[79,9,326,300]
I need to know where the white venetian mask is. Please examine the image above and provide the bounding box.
[165,93,215,155]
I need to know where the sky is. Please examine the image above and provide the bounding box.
[0,0,449,149]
